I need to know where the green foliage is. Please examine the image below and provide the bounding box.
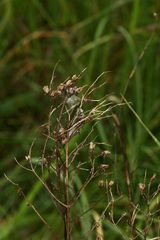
[0,0,160,239]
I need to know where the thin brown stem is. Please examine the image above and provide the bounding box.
[4,174,51,229]
[64,141,71,240]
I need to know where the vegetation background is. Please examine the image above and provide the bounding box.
[0,0,160,239]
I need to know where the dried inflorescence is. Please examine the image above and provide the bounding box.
[43,73,87,145]
[8,69,160,240]
[41,71,114,239]
[43,71,115,147]
[139,183,146,193]
[8,70,116,240]
[43,74,82,98]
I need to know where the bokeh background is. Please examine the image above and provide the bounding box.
[0,0,160,239]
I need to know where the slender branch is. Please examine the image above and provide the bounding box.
[64,141,71,240]
[4,174,51,229]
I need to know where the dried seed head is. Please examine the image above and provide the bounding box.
[108,180,114,187]
[43,85,50,94]
[50,90,62,97]
[100,164,109,172]
[66,86,77,95]
[101,150,111,158]
[58,83,65,91]
[66,80,73,87]
[25,155,30,161]
[72,74,78,81]
[98,180,105,188]
[89,142,96,152]
[150,174,156,182]
[41,157,47,166]
[139,183,145,192]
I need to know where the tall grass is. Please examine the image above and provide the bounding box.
[0,0,160,239]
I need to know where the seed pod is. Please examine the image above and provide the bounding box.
[25,155,30,161]
[108,180,114,187]
[100,164,109,172]
[67,86,79,95]
[89,142,96,152]
[101,150,111,158]
[50,90,61,97]
[43,85,50,94]
[66,80,72,87]
[138,183,145,192]
[98,180,105,188]
[72,74,78,81]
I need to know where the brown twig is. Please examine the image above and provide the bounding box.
[64,141,71,240]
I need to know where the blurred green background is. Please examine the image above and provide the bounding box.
[0,0,160,239]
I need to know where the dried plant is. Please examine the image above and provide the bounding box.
[5,69,160,240]
[6,69,118,239]
[41,70,117,239]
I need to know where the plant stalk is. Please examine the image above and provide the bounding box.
[64,141,70,240]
